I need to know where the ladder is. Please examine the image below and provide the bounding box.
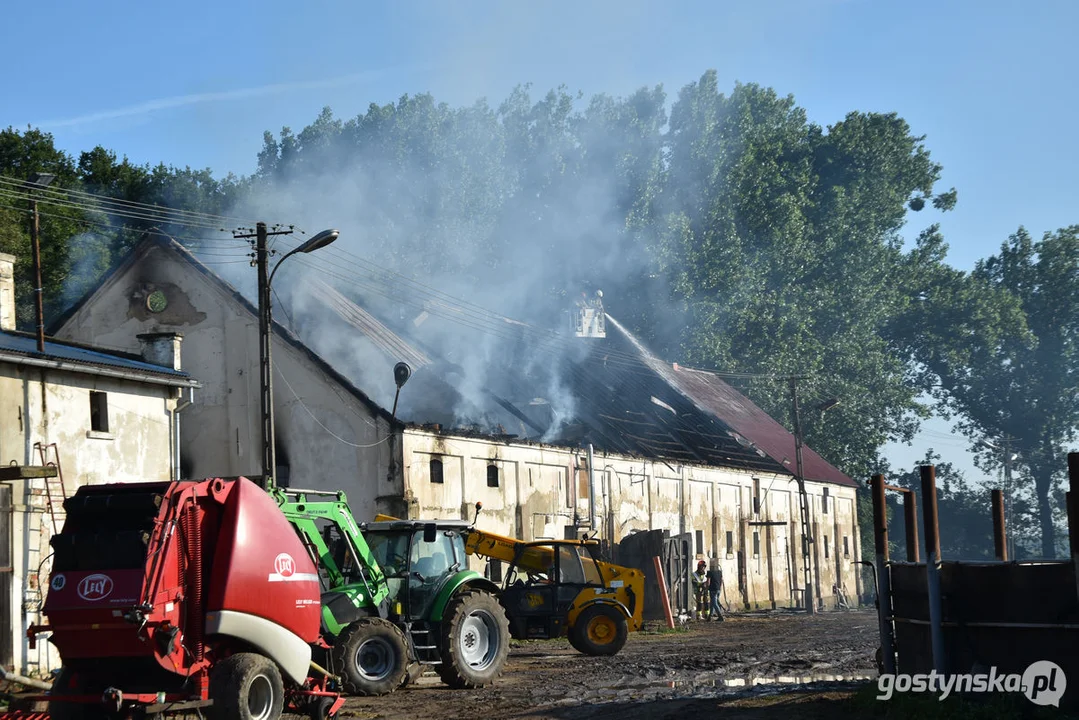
[34,442,67,535]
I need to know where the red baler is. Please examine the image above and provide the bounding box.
[17,476,343,720]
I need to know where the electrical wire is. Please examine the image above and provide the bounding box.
[0,200,243,248]
[0,173,260,227]
[275,365,391,449]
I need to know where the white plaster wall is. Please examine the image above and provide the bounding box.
[52,245,396,521]
[401,429,860,610]
[0,364,175,677]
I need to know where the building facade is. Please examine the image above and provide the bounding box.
[0,252,199,675]
[52,237,863,625]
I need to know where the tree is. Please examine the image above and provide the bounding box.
[0,127,87,326]
[653,73,956,481]
[910,227,1079,557]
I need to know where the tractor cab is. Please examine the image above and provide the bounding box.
[360,518,471,620]
[499,540,607,640]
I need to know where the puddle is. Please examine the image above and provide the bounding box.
[557,672,876,707]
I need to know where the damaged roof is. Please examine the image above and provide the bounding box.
[55,234,854,487]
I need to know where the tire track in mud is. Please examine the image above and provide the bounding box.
[336,609,879,720]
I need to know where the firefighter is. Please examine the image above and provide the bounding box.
[692,559,709,619]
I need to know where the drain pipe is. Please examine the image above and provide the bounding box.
[587,443,596,535]
[2,668,52,691]
[173,387,194,480]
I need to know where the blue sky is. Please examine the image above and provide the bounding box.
[5,0,1077,483]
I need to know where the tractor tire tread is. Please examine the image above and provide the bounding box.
[436,589,510,689]
[208,652,285,720]
[330,617,409,696]
[569,604,629,656]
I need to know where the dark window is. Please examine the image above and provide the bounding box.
[752,531,760,556]
[695,530,704,555]
[486,559,502,583]
[822,487,830,514]
[753,478,760,514]
[487,464,499,488]
[843,536,850,557]
[430,458,444,484]
[824,536,830,559]
[725,530,734,555]
[89,391,109,432]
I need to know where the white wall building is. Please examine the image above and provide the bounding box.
[0,252,198,676]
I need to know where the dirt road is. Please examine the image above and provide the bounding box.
[339,609,880,720]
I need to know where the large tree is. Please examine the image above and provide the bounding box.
[909,226,1079,557]
[652,73,960,480]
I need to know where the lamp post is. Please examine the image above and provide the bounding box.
[251,223,339,489]
[25,172,55,352]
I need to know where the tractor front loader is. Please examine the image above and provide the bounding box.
[273,488,510,696]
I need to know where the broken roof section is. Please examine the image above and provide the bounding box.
[54,233,853,487]
[305,278,854,487]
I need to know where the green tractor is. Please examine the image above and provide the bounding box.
[271,486,510,696]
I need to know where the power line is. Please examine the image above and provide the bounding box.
[0,174,258,227]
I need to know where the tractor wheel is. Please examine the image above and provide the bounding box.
[331,617,409,696]
[308,696,335,720]
[208,652,284,720]
[47,668,104,720]
[568,604,629,656]
[437,590,510,689]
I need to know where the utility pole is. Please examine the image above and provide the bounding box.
[789,376,815,613]
[25,173,55,352]
[30,197,44,352]
[234,222,294,489]
[1003,436,1015,560]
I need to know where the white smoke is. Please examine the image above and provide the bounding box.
[193,88,659,440]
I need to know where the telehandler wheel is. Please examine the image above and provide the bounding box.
[47,668,104,720]
[208,652,285,720]
[437,589,510,689]
[331,617,409,696]
[569,605,629,656]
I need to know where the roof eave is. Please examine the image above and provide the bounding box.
[0,351,201,389]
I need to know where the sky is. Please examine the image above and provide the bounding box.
[4,0,1077,486]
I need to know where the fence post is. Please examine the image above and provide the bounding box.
[904,491,920,562]
[991,488,1007,561]
[871,474,896,674]
[1067,454,1079,604]
[920,465,946,675]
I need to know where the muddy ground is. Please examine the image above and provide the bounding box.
[338,609,881,720]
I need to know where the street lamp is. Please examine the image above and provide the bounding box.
[254,224,339,489]
[25,172,55,352]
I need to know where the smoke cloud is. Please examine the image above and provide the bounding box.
[198,86,666,440]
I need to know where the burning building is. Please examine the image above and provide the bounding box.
[51,234,864,613]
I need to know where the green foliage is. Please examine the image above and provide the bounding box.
[908,225,1079,557]
[885,450,997,561]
